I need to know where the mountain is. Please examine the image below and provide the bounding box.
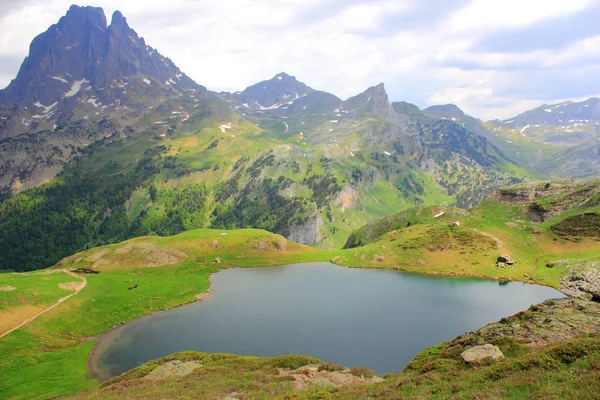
[423,103,493,139]
[0,5,206,194]
[484,98,600,175]
[501,98,600,128]
[219,72,341,117]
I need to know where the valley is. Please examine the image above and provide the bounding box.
[1,4,600,400]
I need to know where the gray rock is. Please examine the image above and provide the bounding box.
[461,344,504,363]
[560,265,600,300]
[287,214,323,245]
[498,254,515,265]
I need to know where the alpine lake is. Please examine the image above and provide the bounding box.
[89,262,563,380]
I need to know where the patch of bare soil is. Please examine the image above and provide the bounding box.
[0,285,16,291]
[86,249,111,262]
[135,242,156,251]
[143,247,188,267]
[195,291,213,301]
[114,243,134,255]
[58,281,86,291]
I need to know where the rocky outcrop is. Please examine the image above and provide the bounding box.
[460,344,504,363]
[334,185,358,212]
[497,254,515,268]
[287,214,323,245]
[560,264,600,301]
[143,360,202,380]
[278,364,384,391]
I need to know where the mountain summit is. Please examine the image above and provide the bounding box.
[219,72,341,116]
[2,5,199,106]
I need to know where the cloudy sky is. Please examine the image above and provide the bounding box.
[0,0,599,120]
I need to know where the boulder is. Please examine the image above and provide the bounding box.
[460,344,504,363]
[497,262,506,269]
[497,254,515,265]
[214,257,222,264]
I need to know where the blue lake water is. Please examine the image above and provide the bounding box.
[89,262,563,379]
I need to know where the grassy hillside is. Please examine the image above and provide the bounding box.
[339,178,600,289]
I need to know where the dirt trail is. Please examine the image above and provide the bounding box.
[0,270,87,340]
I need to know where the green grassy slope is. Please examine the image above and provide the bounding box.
[339,178,600,288]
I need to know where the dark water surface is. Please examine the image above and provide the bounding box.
[90,262,563,379]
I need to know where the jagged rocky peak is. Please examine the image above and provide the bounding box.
[1,5,200,106]
[342,83,397,120]
[423,104,466,119]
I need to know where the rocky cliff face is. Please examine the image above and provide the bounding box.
[0,5,206,140]
[1,5,199,108]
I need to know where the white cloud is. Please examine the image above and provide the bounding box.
[0,0,599,121]
[446,0,592,33]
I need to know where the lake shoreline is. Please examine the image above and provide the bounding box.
[87,262,564,382]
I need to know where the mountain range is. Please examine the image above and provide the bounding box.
[0,5,598,272]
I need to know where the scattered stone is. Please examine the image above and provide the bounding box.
[448,221,460,227]
[497,262,507,269]
[214,257,222,264]
[372,254,385,262]
[127,284,138,290]
[460,344,504,363]
[144,360,202,380]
